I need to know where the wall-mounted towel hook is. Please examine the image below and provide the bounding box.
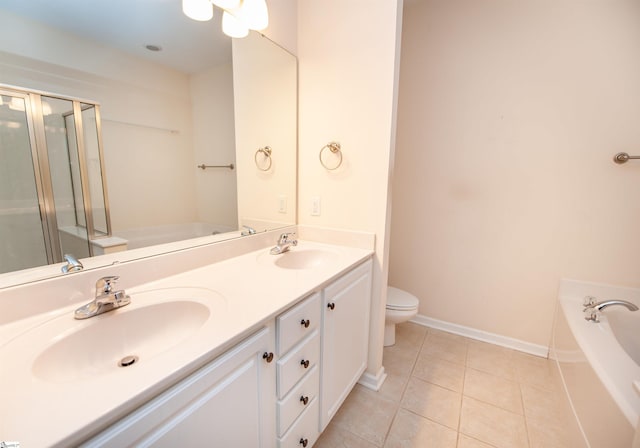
[320,142,342,170]
[254,146,272,171]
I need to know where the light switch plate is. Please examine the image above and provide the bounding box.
[311,197,321,216]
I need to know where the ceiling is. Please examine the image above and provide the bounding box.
[1,0,232,73]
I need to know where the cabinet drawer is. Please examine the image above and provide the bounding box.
[278,397,319,448]
[277,330,320,399]
[277,365,319,437]
[277,292,321,356]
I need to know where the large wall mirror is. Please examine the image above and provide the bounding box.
[0,0,297,287]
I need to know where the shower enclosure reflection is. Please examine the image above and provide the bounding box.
[0,2,297,286]
[0,87,110,274]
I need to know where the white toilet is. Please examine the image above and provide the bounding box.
[384,286,419,346]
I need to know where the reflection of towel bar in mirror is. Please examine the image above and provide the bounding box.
[255,146,273,171]
[197,163,235,170]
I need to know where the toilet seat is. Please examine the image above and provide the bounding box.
[386,286,419,311]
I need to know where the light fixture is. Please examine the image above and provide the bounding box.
[211,0,241,9]
[182,0,213,21]
[236,0,268,31]
[183,0,269,38]
[222,10,249,38]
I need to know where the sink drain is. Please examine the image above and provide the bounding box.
[118,355,139,367]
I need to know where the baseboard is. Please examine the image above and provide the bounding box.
[411,314,549,358]
[358,366,388,391]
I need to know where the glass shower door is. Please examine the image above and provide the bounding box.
[0,90,50,273]
[42,96,91,260]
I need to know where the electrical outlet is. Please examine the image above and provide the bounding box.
[311,196,321,216]
[278,195,287,213]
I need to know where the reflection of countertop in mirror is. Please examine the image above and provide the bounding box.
[0,228,374,447]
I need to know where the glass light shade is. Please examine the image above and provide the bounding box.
[211,0,241,8]
[238,0,268,31]
[222,11,249,38]
[182,0,213,21]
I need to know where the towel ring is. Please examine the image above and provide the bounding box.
[254,146,272,171]
[320,142,342,170]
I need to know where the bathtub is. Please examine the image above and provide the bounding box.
[115,222,236,250]
[552,279,640,447]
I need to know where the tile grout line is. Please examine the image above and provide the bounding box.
[380,326,432,446]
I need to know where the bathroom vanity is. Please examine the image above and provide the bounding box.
[0,232,374,447]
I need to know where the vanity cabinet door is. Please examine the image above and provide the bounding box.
[320,259,372,431]
[82,325,276,448]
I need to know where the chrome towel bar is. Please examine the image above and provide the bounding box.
[613,152,640,164]
[197,163,234,170]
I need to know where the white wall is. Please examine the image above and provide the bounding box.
[298,0,403,383]
[391,0,640,347]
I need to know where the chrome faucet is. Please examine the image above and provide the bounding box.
[270,232,298,255]
[61,253,83,273]
[74,275,131,319]
[241,225,257,236]
[583,296,639,322]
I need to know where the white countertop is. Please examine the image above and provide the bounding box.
[0,239,373,447]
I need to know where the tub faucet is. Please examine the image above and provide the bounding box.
[270,232,298,255]
[74,275,131,319]
[583,296,639,322]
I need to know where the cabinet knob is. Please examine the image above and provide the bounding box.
[300,318,310,328]
[299,438,309,447]
[262,352,274,363]
[327,302,335,310]
[300,359,310,369]
[300,395,309,405]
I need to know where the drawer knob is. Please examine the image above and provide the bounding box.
[299,438,309,447]
[262,352,274,363]
[327,302,335,310]
[300,395,309,405]
[300,359,310,369]
[300,318,310,328]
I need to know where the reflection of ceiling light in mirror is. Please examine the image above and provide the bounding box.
[222,11,249,38]
[183,0,268,37]
[182,0,214,21]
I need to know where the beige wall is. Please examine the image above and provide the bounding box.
[263,0,298,55]
[191,63,238,229]
[232,32,297,229]
[391,0,640,347]
[298,0,403,381]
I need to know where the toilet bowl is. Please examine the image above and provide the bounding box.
[385,286,419,346]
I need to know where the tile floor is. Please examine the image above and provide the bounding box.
[316,322,583,448]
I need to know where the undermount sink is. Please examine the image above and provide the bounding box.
[266,248,338,269]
